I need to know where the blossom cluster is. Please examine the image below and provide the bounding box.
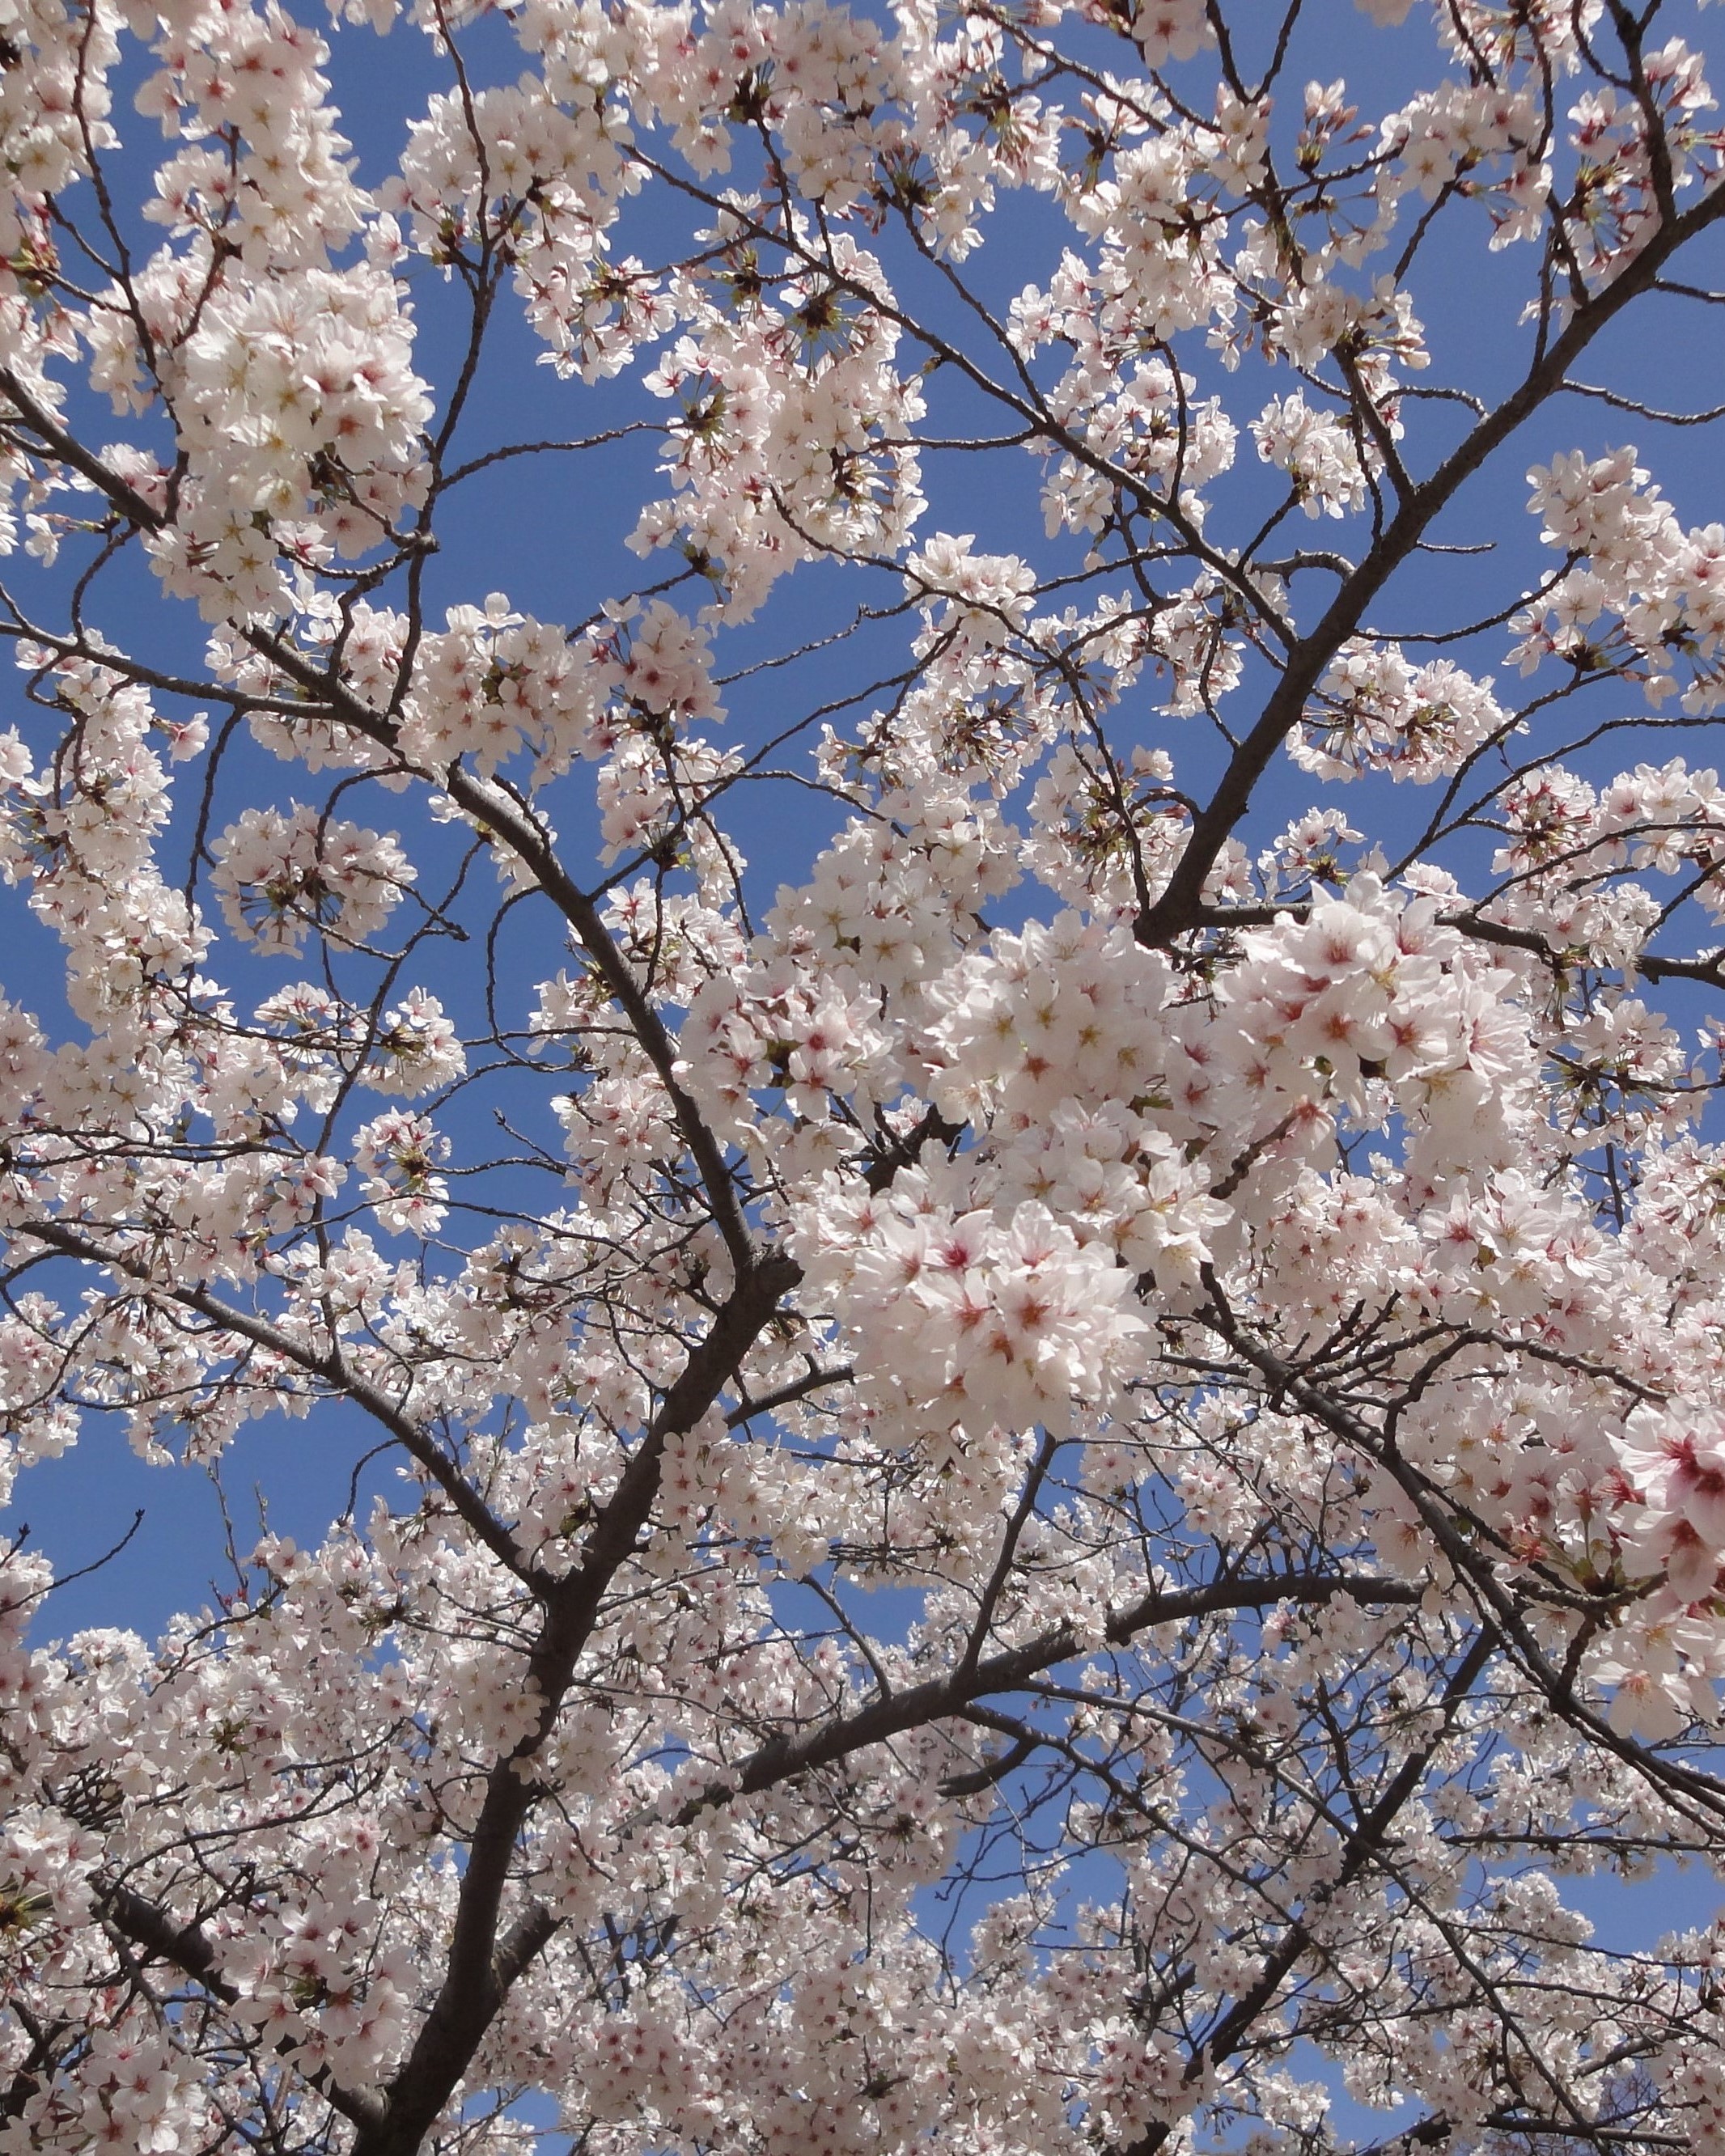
[7,2,1725,2155]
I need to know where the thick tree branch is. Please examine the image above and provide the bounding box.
[351,1254,797,2156]
[100,1882,389,2134]
[1134,180,1725,949]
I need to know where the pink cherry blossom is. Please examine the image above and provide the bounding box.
[4,3,1725,2153]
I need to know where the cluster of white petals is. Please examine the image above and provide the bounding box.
[7,2,1725,2154]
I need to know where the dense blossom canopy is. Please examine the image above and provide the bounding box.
[8,0,1725,2150]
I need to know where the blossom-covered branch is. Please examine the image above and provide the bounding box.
[8,1,1725,2152]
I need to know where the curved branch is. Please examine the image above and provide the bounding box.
[1134,178,1725,949]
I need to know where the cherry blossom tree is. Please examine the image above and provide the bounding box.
[12,0,1725,2148]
